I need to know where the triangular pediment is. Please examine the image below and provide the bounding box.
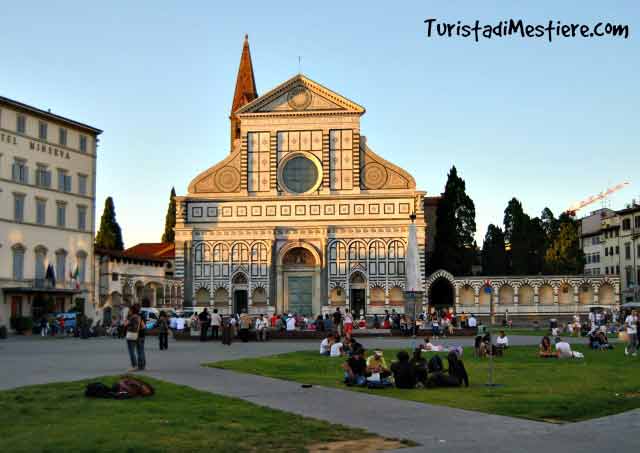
[235,74,365,115]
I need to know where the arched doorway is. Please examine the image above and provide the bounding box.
[429,277,454,309]
[278,243,320,316]
[232,273,248,314]
[349,272,367,317]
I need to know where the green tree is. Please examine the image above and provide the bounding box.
[481,224,507,275]
[431,166,477,275]
[527,217,546,274]
[544,218,585,274]
[503,198,530,274]
[95,197,124,250]
[540,207,559,246]
[161,187,177,243]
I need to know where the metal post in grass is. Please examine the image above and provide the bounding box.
[485,323,503,388]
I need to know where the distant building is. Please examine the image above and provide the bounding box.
[617,202,640,302]
[94,243,182,325]
[580,203,640,303]
[0,96,101,328]
[579,208,616,276]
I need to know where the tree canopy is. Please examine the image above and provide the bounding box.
[95,197,124,250]
[161,187,177,243]
[431,166,476,276]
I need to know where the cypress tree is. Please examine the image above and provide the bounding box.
[431,166,476,275]
[161,187,177,243]
[481,224,507,275]
[95,197,124,250]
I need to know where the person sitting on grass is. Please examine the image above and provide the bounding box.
[495,330,509,351]
[555,337,578,359]
[426,351,469,388]
[330,336,344,357]
[391,351,416,389]
[539,336,556,358]
[342,348,367,386]
[596,331,613,350]
[366,350,391,379]
[410,348,428,387]
[320,334,334,356]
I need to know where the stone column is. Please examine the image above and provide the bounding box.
[276,265,284,314]
[183,241,193,307]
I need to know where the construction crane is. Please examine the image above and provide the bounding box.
[565,181,631,216]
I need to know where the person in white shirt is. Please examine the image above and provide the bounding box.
[496,331,509,349]
[255,314,268,341]
[320,334,334,355]
[210,309,222,340]
[625,310,638,356]
[467,315,477,328]
[286,313,297,332]
[330,338,344,357]
[176,317,185,331]
[555,338,573,359]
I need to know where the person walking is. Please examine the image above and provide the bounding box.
[333,307,343,336]
[40,317,48,337]
[239,310,252,342]
[255,314,268,341]
[158,311,169,351]
[221,317,233,346]
[199,308,211,342]
[210,309,222,340]
[343,309,353,336]
[625,310,638,357]
[125,305,145,371]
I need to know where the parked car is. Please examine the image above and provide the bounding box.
[140,308,159,329]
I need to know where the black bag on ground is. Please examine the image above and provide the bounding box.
[85,382,114,398]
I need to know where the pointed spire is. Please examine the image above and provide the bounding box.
[231,34,258,114]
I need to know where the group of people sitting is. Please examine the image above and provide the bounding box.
[320,334,469,389]
[538,336,585,359]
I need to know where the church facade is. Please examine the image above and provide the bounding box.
[174,37,426,317]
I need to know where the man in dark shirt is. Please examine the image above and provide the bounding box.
[390,351,415,389]
[342,349,367,386]
[198,308,211,342]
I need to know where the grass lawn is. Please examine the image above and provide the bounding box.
[210,345,640,423]
[0,376,377,453]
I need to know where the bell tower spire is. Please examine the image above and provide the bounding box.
[230,34,258,151]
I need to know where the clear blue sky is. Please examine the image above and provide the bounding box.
[2,1,638,247]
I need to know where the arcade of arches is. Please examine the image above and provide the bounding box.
[424,270,621,318]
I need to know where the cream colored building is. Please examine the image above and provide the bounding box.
[618,203,640,302]
[0,96,101,328]
[175,37,426,317]
[95,244,183,325]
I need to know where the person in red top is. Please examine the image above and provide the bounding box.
[270,313,278,328]
[58,316,65,336]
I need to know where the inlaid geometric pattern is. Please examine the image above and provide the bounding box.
[329,129,353,190]
[248,132,270,192]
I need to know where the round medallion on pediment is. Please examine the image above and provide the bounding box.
[362,162,388,189]
[287,86,312,110]
[215,167,241,192]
